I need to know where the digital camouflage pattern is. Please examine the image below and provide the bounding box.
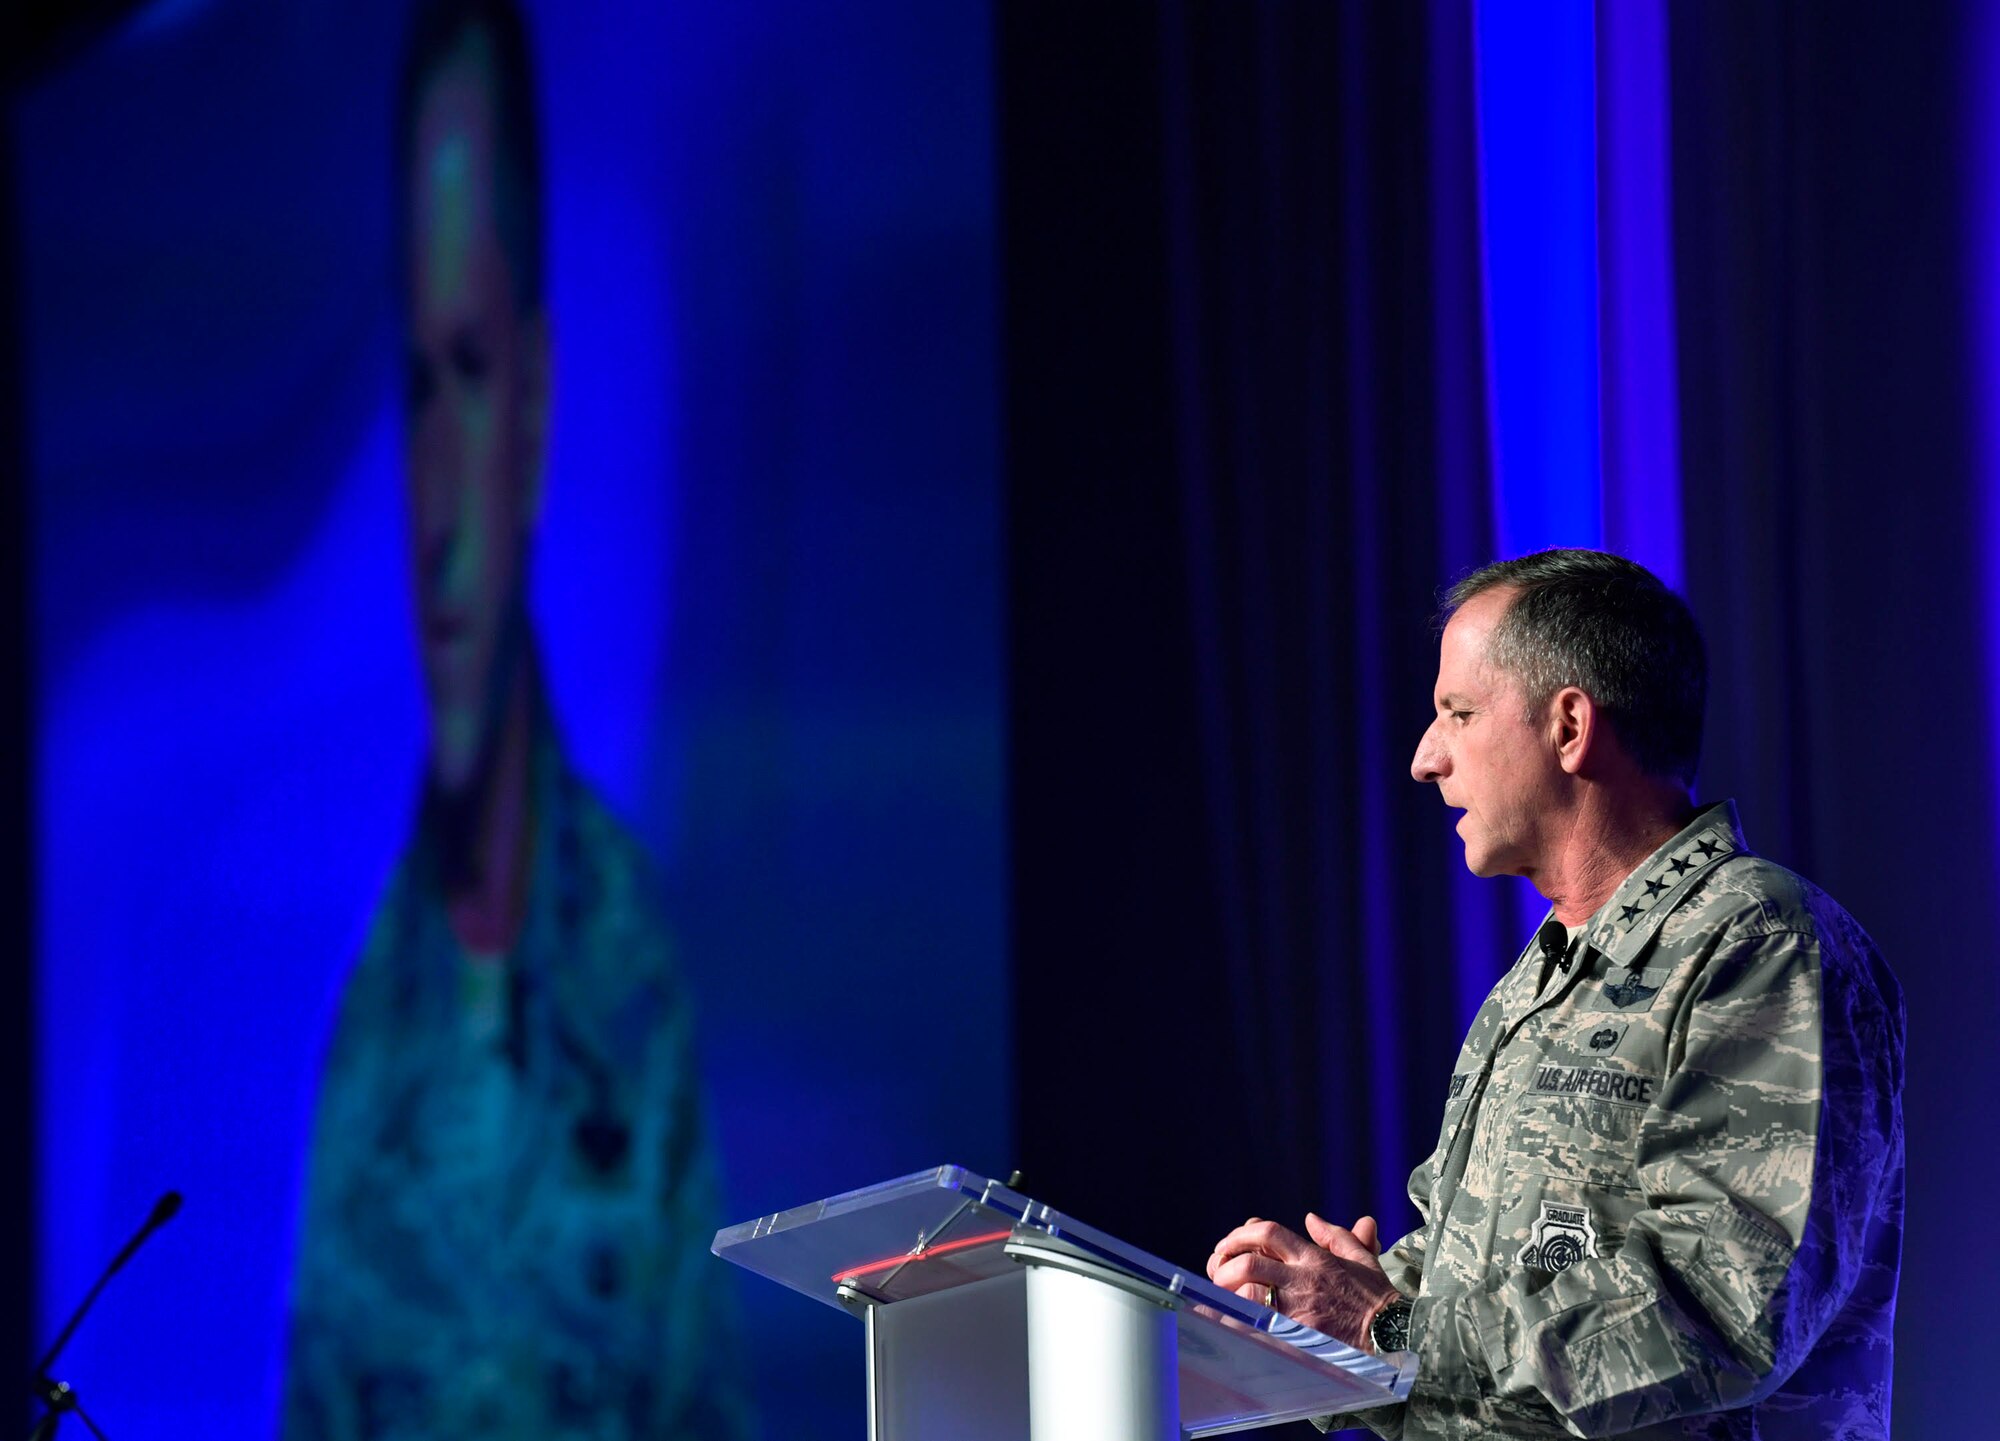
[1340,801,1904,1439]
[285,719,747,1441]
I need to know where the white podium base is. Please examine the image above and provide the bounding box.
[861,1250,1183,1441]
[1025,1257,1179,1441]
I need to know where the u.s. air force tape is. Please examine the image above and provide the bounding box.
[1531,1064,1657,1107]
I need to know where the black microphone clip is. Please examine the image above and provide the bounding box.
[1536,918,1574,974]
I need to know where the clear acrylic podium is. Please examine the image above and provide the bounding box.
[713,1165,1416,1439]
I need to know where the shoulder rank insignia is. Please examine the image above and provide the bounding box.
[1601,975,1659,1009]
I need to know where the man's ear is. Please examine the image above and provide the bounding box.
[519,306,552,530]
[1551,686,1597,775]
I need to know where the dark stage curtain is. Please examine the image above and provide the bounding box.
[1670,5,1995,1434]
[1,72,38,1433]
[1002,0,1516,1341]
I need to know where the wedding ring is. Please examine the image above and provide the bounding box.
[1264,1284,1277,1309]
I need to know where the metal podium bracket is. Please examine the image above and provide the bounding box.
[1002,1237,1182,1310]
[837,1280,882,1311]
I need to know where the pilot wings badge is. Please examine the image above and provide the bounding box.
[1601,975,1660,1009]
[1517,1200,1599,1274]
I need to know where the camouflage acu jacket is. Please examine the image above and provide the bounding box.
[285,718,747,1441]
[1353,801,1904,1440]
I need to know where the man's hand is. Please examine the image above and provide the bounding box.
[1206,1212,1401,1351]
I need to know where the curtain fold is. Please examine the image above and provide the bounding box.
[1006,2,1513,1299]
[1669,6,1995,1434]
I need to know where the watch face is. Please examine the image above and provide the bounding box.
[1372,1299,1413,1353]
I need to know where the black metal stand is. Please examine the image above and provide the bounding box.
[28,1375,107,1441]
[23,1191,178,1441]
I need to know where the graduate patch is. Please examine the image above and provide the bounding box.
[1517,1200,1599,1274]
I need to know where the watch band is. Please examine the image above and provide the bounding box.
[1368,1296,1415,1354]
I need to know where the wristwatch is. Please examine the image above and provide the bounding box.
[1368,1296,1414,1354]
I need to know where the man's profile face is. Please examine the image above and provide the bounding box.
[403,33,547,799]
[1410,588,1564,879]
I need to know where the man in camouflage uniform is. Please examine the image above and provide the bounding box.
[1209,551,1904,1438]
[284,2,745,1435]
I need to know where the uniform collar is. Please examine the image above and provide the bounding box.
[1581,799,1749,967]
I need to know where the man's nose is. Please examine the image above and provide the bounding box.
[409,449,460,589]
[1411,722,1446,783]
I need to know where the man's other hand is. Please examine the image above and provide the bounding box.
[1206,1212,1401,1351]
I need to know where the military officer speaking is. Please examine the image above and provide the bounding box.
[1208,550,1904,1440]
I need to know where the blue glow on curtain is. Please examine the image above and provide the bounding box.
[1456,0,1685,1020]
[1976,3,2000,879]
[1473,0,1604,558]
[1596,0,1683,590]
[1444,0,1684,1032]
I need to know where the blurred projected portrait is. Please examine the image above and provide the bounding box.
[284,2,744,1436]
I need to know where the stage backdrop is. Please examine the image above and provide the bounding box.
[19,0,1000,1436]
[21,0,1992,1437]
[1001,3,1990,1438]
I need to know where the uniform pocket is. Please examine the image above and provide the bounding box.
[1502,1098,1644,1282]
[1508,1092,1641,1190]
[1686,1198,1794,1368]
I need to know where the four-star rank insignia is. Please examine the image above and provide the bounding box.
[1609,829,1736,935]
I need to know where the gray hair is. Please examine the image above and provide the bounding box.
[1443,549,1707,787]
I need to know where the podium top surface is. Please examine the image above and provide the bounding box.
[713,1164,1413,1433]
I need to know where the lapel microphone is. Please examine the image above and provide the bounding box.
[1536,918,1574,974]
